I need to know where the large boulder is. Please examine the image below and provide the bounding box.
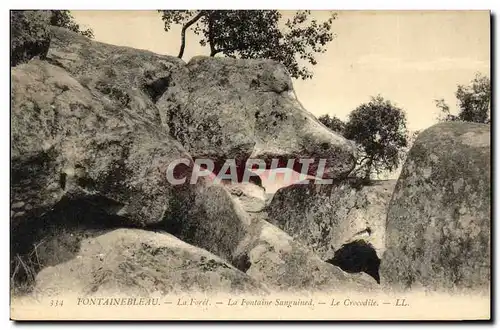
[158,56,357,180]
[11,27,370,295]
[32,228,267,297]
[47,27,357,180]
[233,217,377,292]
[47,26,187,126]
[380,122,490,292]
[10,59,251,282]
[267,180,395,258]
[11,60,192,228]
[10,10,51,67]
[266,179,395,283]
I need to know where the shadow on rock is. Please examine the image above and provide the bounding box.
[10,195,137,294]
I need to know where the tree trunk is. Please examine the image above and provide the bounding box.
[363,159,373,181]
[208,13,216,57]
[178,11,204,59]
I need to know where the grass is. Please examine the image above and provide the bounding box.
[10,239,46,296]
[10,221,113,297]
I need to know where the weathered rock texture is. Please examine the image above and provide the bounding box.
[47,26,187,126]
[226,182,267,213]
[47,27,356,180]
[380,122,490,292]
[11,59,193,228]
[267,180,396,259]
[11,25,369,296]
[10,58,252,283]
[158,56,357,179]
[162,179,252,264]
[33,228,267,297]
[161,180,377,291]
[10,11,51,67]
[233,217,377,292]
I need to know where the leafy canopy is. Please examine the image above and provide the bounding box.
[435,72,490,124]
[319,95,409,180]
[318,114,345,134]
[50,10,94,38]
[158,10,336,80]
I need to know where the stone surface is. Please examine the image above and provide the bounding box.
[10,10,51,67]
[380,122,491,292]
[161,178,252,264]
[47,26,187,127]
[10,59,251,278]
[158,56,357,180]
[159,178,376,293]
[226,182,267,213]
[233,217,377,292]
[47,27,357,180]
[267,179,396,259]
[11,60,193,229]
[33,228,267,297]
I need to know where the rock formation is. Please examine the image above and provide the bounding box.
[47,26,186,127]
[266,179,395,280]
[380,122,491,292]
[46,26,356,181]
[11,22,370,297]
[33,228,268,297]
[12,14,491,299]
[226,182,268,213]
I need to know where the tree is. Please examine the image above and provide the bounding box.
[158,10,336,80]
[49,10,94,38]
[408,130,421,148]
[435,73,490,124]
[10,10,52,66]
[435,98,457,122]
[318,114,345,135]
[399,129,421,165]
[343,96,409,180]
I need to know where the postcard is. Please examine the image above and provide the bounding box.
[10,9,491,321]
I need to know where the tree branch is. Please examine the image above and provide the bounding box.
[210,48,222,57]
[178,11,204,59]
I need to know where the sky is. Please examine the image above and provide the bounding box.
[71,10,490,191]
[71,10,490,132]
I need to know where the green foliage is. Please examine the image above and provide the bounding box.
[318,114,345,134]
[10,10,93,66]
[344,96,409,179]
[319,96,409,180]
[435,73,490,124]
[49,10,94,38]
[158,10,336,80]
[10,10,52,66]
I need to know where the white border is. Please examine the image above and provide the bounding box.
[0,0,499,10]
[1,1,497,328]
